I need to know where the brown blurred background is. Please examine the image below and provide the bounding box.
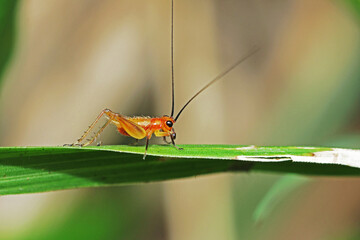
[0,0,360,239]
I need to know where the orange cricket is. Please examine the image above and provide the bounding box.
[67,0,258,159]
[71,109,180,158]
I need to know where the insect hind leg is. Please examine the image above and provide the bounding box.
[70,108,115,147]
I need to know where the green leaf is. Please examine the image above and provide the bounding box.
[0,0,18,84]
[0,145,359,196]
[253,175,310,223]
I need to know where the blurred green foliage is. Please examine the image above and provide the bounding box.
[16,187,165,240]
[345,0,360,18]
[0,0,18,85]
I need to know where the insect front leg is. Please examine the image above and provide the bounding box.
[169,132,183,150]
[155,129,182,150]
[154,130,171,144]
[162,136,172,144]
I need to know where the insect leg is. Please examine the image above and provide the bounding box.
[163,136,172,144]
[154,129,181,150]
[72,109,114,146]
[143,129,156,159]
[85,119,111,146]
[154,129,170,137]
[143,137,150,160]
[154,130,171,144]
[78,118,111,146]
[170,132,183,150]
[130,139,139,146]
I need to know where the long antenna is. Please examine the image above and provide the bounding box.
[170,0,175,117]
[174,47,260,121]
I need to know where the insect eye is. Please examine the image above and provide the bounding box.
[166,121,173,128]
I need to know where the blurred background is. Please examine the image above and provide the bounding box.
[0,0,360,239]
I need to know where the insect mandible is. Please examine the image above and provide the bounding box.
[67,0,259,159]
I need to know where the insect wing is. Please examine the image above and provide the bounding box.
[118,117,147,139]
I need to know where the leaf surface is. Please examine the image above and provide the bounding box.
[0,145,359,195]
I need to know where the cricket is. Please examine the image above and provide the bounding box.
[67,0,258,159]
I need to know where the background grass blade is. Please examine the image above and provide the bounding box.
[253,175,310,223]
[0,145,359,196]
[0,0,18,85]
